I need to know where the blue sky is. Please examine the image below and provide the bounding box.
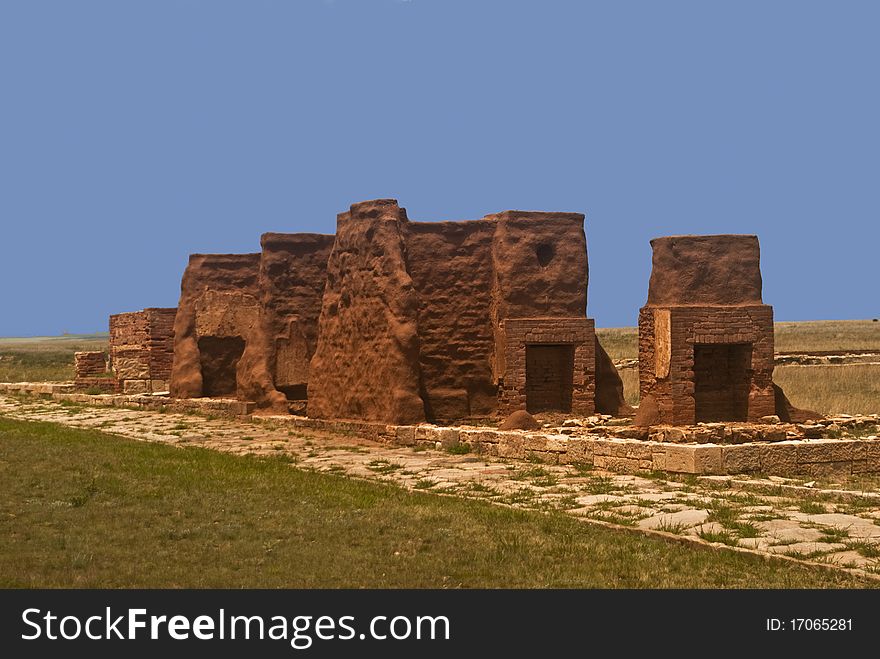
[1,0,877,336]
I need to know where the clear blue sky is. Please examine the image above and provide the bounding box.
[1,0,877,336]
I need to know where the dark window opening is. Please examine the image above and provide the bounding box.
[693,343,752,422]
[198,336,245,397]
[536,243,555,267]
[525,344,574,413]
[277,384,308,400]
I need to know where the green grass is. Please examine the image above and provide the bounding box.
[798,500,827,514]
[0,417,874,588]
[0,333,108,382]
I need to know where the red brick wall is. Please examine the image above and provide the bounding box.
[74,351,107,378]
[639,305,775,424]
[499,317,595,416]
[145,308,176,380]
[110,308,176,391]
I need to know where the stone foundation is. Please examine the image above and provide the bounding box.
[4,383,875,478]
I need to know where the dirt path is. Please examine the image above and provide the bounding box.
[2,393,880,577]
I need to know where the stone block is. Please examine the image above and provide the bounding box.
[475,430,501,444]
[664,445,723,475]
[761,427,788,442]
[123,379,149,394]
[760,443,799,475]
[624,442,653,461]
[796,441,852,465]
[722,445,762,474]
[395,426,416,446]
[666,444,722,474]
[497,434,525,460]
[652,451,666,471]
[865,441,880,471]
[558,439,593,465]
[603,457,640,474]
[436,428,460,448]
[804,461,852,479]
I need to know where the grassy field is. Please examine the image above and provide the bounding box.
[597,320,880,361]
[774,364,880,416]
[0,334,108,382]
[774,320,880,354]
[0,417,872,588]
[598,321,880,414]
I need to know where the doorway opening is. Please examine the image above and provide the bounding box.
[693,343,752,422]
[198,336,245,397]
[525,344,574,413]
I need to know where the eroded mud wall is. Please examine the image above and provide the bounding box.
[307,200,425,424]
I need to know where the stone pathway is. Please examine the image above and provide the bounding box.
[2,393,880,576]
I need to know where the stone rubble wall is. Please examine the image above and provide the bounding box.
[73,351,116,392]
[110,308,176,393]
[74,351,107,378]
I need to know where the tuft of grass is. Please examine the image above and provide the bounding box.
[846,542,880,559]
[817,527,851,543]
[798,500,827,515]
[585,476,618,495]
[698,528,739,547]
[446,442,471,455]
[656,519,689,535]
[366,459,404,474]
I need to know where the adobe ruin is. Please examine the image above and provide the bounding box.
[165,198,630,424]
[169,234,335,414]
[307,199,629,424]
[634,235,814,426]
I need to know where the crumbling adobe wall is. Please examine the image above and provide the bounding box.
[258,233,334,400]
[308,199,631,424]
[405,220,496,420]
[307,200,426,424]
[646,234,764,307]
[170,253,283,410]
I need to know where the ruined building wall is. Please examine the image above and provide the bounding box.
[405,220,497,421]
[636,235,815,426]
[308,199,631,424]
[169,253,278,405]
[166,199,631,423]
[74,350,114,392]
[169,237,335,411]
[258,233,334,399]
[307,200,426,424]
[109,308,176,393]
